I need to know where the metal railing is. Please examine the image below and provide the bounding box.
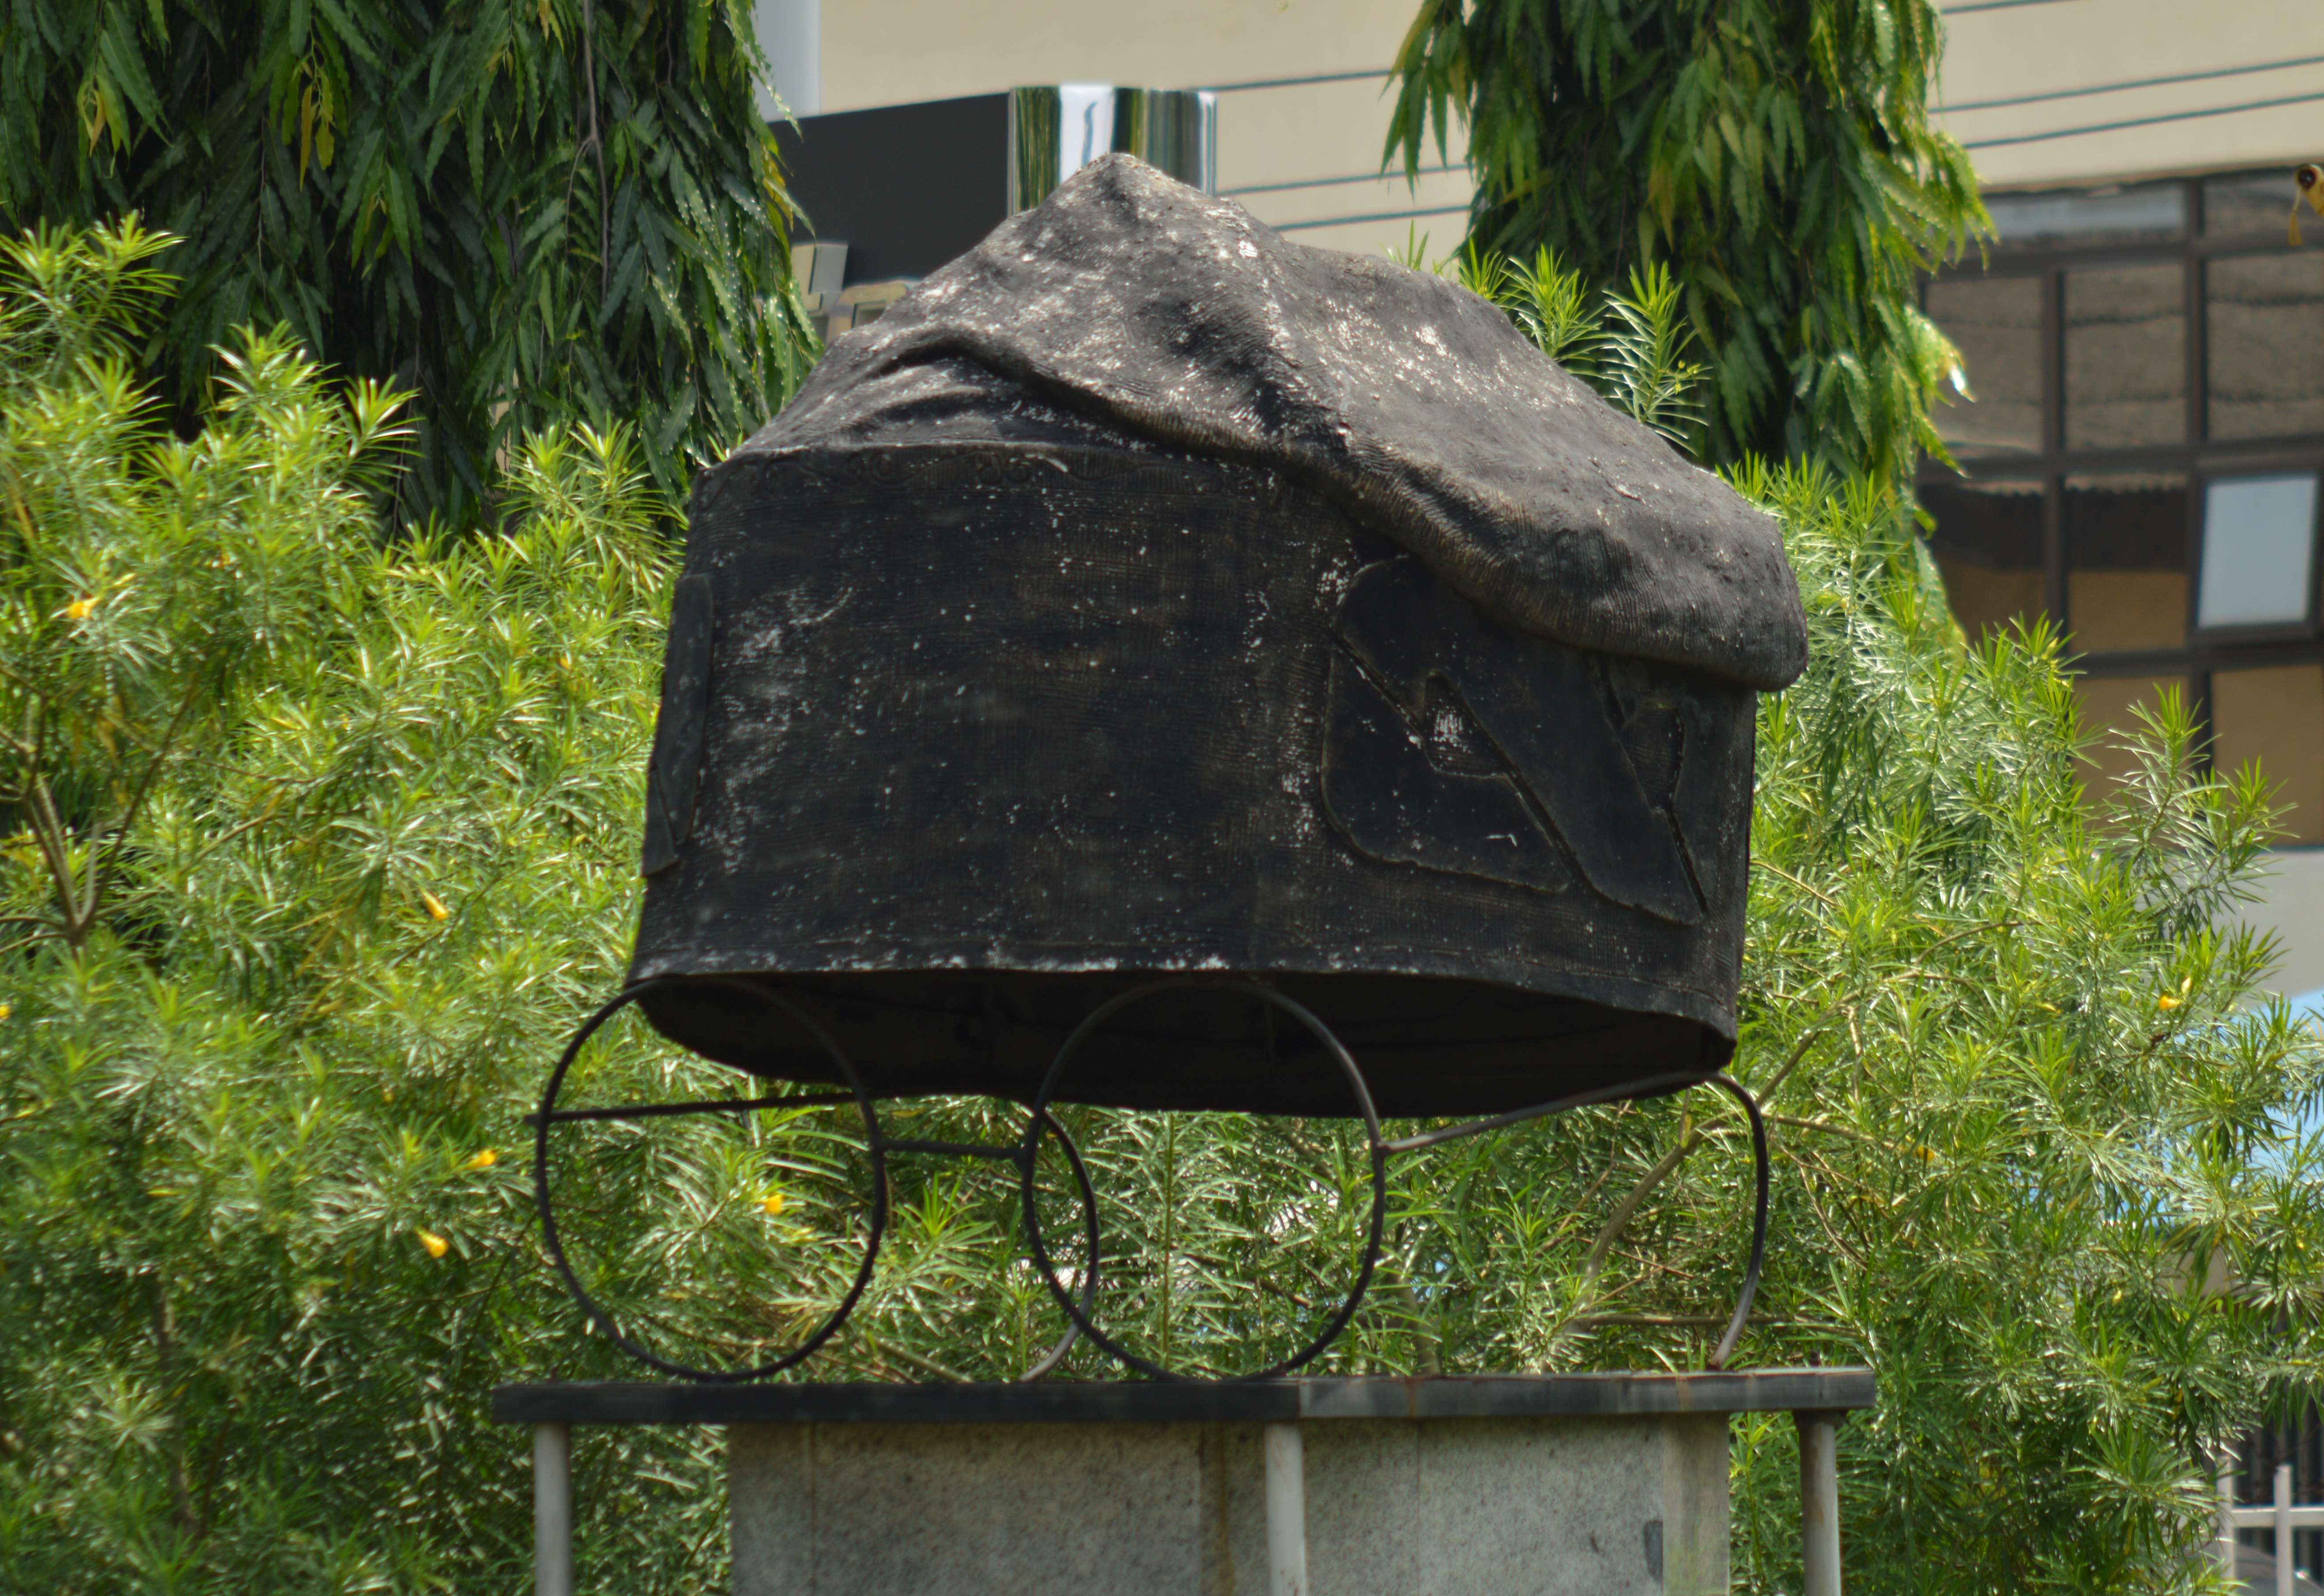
[2221,1462,2324,1596]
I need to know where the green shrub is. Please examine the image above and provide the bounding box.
[1722,466,2310,1593]
[0,221,712,1593]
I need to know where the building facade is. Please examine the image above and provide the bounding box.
[750,0,1474,262]
[1925,0,2324,995]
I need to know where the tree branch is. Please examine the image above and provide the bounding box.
[1585,1119,1702,1281]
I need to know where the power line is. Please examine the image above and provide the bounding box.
[1270,203,1472,234]
[1938,52,2324,114]
[1211,9,2070,86]
[1941,0,2080,14]
[1961,87,2324,149]
[1226,165,1463,198]
[1200,67,1390,95]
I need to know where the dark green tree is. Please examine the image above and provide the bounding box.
[1388,0,1983,482]
[0,0,816,524]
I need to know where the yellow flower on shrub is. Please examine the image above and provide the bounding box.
[416,1228,449,1259]
[420,891,449,921]
[761,1192,786,1217]
[463,1148,497,1171]
[64,597,94,621]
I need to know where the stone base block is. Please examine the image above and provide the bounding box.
[730,1412,1727,1596]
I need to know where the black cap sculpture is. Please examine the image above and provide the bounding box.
[537,157,1807,1380]
[630,154,1805,1121]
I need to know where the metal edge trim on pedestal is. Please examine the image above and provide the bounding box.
[490,1368,1875,1427]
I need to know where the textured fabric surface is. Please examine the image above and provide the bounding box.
[640,444,1754,1110]
[739,154,1806,690]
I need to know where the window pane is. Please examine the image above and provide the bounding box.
[1926,277,2042,455]
[2211,665,2324,842]
[2204,171,2318,242]
[2207,253,2324,440]
[1922,479,2044,643]
[1988,185,2185,249]
[2197,473,2317,629]
[2065,264,2186,449]
[2065,473,2187,651]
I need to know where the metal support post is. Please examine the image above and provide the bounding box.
[1798,1410,1841,1596]
[1264,1421,1308,1596]
[535,1422,573,1596]
[2220,1456,2238,1580]
[2279,1462,2295,1596]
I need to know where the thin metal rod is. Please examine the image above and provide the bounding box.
[1387,1070,1769,1371]
[534,1422,573,1596]
[1705,1073,1771,1371]
[529,1089,854,1127]
[536,979,1770,1387]
[2279,1461,2294,1596]
[1798,1410,1841,1596]
[2222,1455,2240,1582]
[1264,1421,1308,1596]
[1382,1069,1704,1154]
[1017,1109,1101,1382]
[1020,975,1388,1382]
[533,976,887,1382]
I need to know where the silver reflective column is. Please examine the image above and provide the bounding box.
[1114,88,1217,196]
[1264,1421,1308,1596]
[1799,1411,1841,1596]
[1008,86,1217,213]
[533,1422,573,1596]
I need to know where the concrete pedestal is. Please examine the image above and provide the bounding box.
[732,1410,1726,1596]
[495,1370,1873,1596]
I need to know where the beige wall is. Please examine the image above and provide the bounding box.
[796,0,1473,261]
[2068,570,2186,652]
[2187,669,2324,993]
[1934,555,2042,646]
[796,0,2323,230]
[817,0,1404,109]
[2240,849,2324,996]
[2214,665,2324,845]
[1936,4,2324,994]
[1936,0,2316,190]
[791,0,2324,258]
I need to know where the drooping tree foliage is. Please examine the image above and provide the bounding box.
[0,0,817,525]
[6,227,2320,1593]
[1387,0,1984,482]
